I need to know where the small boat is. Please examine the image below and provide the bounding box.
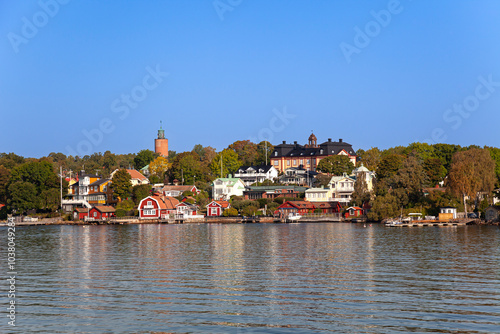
[286,212,302,223]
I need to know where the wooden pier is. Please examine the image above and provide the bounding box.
[385,219,476,227]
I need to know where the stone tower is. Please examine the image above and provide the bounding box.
[154,121,169,157]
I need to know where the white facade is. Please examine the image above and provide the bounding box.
[305,187,332,202]
[234,165,279,186]
[351,163,376,192]
[212,178,246,201]
[328,174,356,204]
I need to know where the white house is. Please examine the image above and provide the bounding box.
[328,173,356,204]
[351,163,376,192]
[305,186,332,202]
[212,178,246,201]
[234,165,279,186]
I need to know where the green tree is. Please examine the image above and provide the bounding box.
[149,156,171,180]
[376,154,404,180]
[316,155,354,175]
[0,165,10,204]
[433,143,462,172]
[9,160,59,194]
[366,193,399,221]
[423,157,447,187]
[394,153,426,207]
[111,169,132,201]
[486,146,500,186]
[132,184,151,205]
[134,149,158,170]
[255,141,274,165]
[448,148,496,214]
[8,181,38,213]
[209,149,242,178]
[170,152,209,184]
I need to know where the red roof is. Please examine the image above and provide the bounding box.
[0,204,5,209]
[151,195,179,210]
[287,201,315,209]
[162,185,197,192]
[126,169,147,180]
[206,201,229,209]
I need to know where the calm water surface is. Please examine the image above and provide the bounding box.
[1,223,499,333]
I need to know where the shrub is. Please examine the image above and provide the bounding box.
[223,207,238,217]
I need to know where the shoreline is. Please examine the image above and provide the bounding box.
[1,216,499,227]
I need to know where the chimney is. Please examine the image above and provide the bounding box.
[294,141,297,145]
[328,138,332,142]
[282,140,286,144]
[339,138,343,143]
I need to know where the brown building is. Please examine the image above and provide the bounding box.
[270,133,357,173]
[155,122,169,157]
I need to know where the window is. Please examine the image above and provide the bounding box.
[320,149,324,155]
[293,160,297,166]
[93,212,97,217]
[147,201,152,206]
[274,161,279,166]
[306,160,310,165]
[211,208,218,215]
[300,159,303,165]
[274,152,277,157]
[287,160,290,166]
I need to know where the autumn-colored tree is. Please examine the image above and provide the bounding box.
[149,156,171,180]
[228,140,258,166]
[357,147,381,171]
[209,149,242,178]
[447,148,496,214]
[316,155,354,175]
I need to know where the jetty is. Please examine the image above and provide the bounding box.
[385,218,479,227]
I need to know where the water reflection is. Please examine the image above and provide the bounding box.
[0,223,498,333]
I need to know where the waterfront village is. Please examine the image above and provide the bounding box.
[2,125,500,225]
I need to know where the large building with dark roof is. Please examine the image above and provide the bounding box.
[270,133,357,172]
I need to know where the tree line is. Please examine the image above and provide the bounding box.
[1,141,499,220]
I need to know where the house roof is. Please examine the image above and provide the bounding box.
[247,185,307,192]
[283,201,315,209]
[151,195,179,210]
[74,208,88,213]
[272,138,357,158]
[162,185,197,192]
[176,202,199,209]
[93,205,116,213]
[207,200,230,209]
[347,206,362,210]
[236,165,274,174]
[126,169,148,180]
[486,205,500,211]
[89,178,110,187]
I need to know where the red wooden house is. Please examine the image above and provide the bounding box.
[138,195,179,219]
[345,206,363,218]
[206,200,230,216]
[88,206,116,220]
[276,201,316,216]
[73,208,89,220]
[314,202,342,214]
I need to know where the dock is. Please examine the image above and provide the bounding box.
[385,218,478,227]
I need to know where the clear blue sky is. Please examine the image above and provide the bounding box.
[1,0,499,158]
